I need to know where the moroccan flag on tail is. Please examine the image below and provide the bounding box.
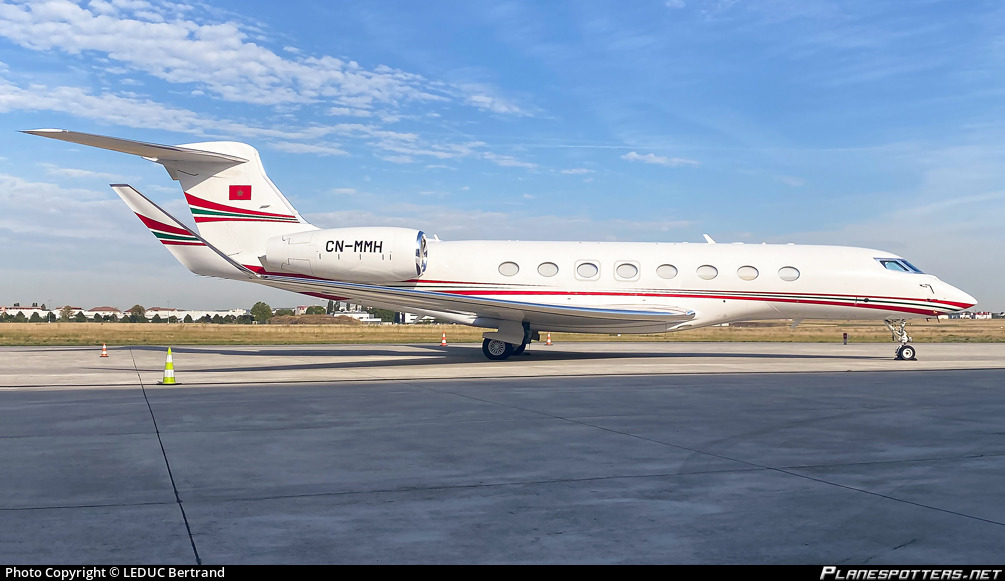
[229,185,252,200]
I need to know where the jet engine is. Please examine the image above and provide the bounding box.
[262,227,428,282]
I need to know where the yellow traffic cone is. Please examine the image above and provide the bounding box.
[158,347,176,385]
[440,332,448,347]
[100,343,109,357]
[546,332,552,346]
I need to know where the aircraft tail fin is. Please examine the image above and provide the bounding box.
[24,129,318,268]
[111,184,259,280]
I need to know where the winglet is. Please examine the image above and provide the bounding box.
[111,184,259,280]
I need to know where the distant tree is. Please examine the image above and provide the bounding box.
[237,314,254,324]
[367,307,396,323]
[200,314,212,323]
[168,316,178,323]
[74,311,87,322]
[224,314,236,324]
[59,306,74,321]
[14,312,26,323]
[326,300,335,314]
[274,308,294,316]
[127,305,146,320]
[183,314,194,323]
[107,314,117,323]
[39,303,46,311]
[305,305,326,315]
[211,314,223,323]
[151,314,163,323]
[0,313,10,323]
[93,313,103,322]
[29,312,42,323]
[251,301,273,323]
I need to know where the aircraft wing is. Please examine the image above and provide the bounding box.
[257,273,696,332]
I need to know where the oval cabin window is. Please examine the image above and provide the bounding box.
[498,262,519,276]
[737,266,759,281]
[537,262,559,277]
[778,266,800,282]
[616,263,639,279]
[576,262,599,279]
[656,264,678,279]
[697,265,718,280]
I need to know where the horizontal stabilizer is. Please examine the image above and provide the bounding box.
[22,129,246,164]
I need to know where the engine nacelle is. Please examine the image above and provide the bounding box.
[262,227,428,282]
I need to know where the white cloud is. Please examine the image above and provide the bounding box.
[0,1,441,109]
[481,151,537,168]
[465,93,527,116]
[307,203,691,242]
[621,151,700,167]
[0,0,524,118]
[779,175,805,187]
[269,141,348,156]
[560,168,594,174]
[40,163,126,181]
[0,172,134,241]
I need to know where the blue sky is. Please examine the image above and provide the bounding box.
[1,0,1002,310]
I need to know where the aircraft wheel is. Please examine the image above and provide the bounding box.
[482,338,515,361]
[512,342,528,356]
[896,344,917,361]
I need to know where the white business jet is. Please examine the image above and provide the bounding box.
[24,129,977,361]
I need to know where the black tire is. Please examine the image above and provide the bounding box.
[897,344,917,361]
[482,338,514,360]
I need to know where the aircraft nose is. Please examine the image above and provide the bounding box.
[944,284,977,311]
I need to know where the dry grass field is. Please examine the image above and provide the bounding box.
[0,319,1002,346]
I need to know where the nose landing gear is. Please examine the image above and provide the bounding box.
[885,319,917,360]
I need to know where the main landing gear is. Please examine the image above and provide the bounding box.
[482,323,537,360]
[482,338,529,360]
[885,319,917,361]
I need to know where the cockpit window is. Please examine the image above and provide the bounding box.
[876,258,924,274]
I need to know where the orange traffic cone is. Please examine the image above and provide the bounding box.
[100,343,109,357]
[440,332,448,346]
[546,333,552,346]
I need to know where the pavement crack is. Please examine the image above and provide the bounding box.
[129,348,202,565]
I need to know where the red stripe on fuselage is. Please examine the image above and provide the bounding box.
[185,193,297,219]
[435,288,965,309]
[193,216,298,224]
[252,269,963,316]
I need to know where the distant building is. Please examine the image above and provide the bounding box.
[1,305,55,318]
[87,306,123,318]
[334,311,383,324]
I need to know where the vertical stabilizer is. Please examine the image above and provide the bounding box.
[22,130,318,270]
[165,141,317,265]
